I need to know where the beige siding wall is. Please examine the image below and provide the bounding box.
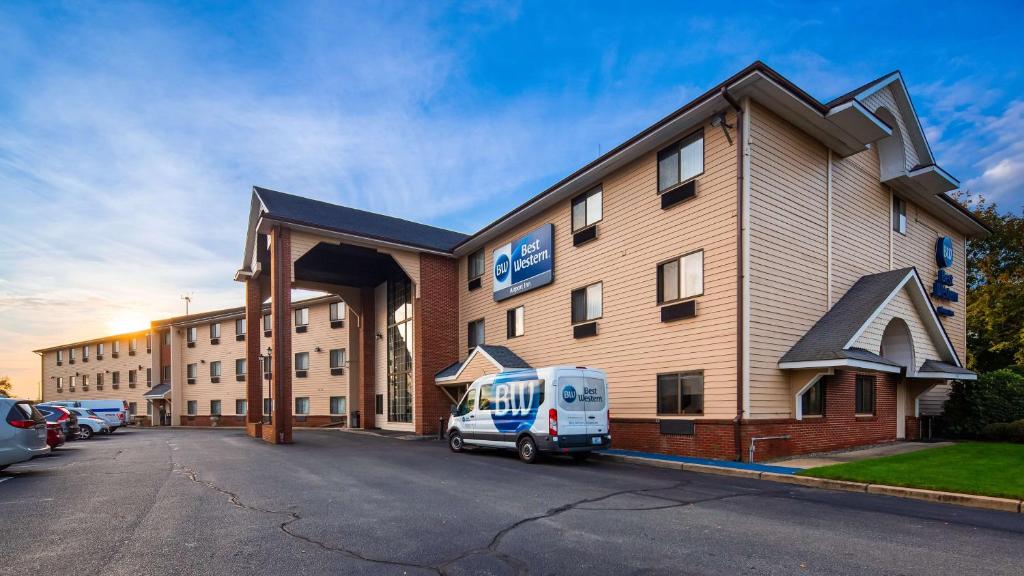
[457,113,740,420]
[747,100,969,419]
[40,331,154,415]
[853,288,942,363]
[859,86,920,170]
[180,319,249,416]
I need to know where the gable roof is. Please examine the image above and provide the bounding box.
[254,186,469,253]
[916,359,977,380]
[779,268,970,377]
[143,383,172,399]
[435,345,531,382]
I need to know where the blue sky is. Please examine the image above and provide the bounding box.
[1,1,1022,395]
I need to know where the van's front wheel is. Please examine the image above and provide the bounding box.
[517,436,538,464]
[448,430,465,452]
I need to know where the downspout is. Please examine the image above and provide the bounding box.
[721,87,745,461]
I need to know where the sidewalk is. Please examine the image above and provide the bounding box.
[773,441,955,469]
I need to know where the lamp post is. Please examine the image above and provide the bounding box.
[259,347,272,424]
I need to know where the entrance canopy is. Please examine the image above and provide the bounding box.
[143,383,171,399]
[779,268,975,380]
[435,345,531,384]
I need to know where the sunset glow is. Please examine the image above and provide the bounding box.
[106,313,152,335]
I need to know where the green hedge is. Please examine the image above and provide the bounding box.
[982,420,1024,442]
[941,369,1024,437]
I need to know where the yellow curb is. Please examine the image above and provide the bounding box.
[865,484,1022,513]
[680,463,762,480]
[760,473,869,493]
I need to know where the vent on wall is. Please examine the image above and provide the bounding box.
[331,368,344,376]
[573,226,598,247]
[295,370,308,378]
[467,277,482,291]
[659,419,695,435]
[236,334,245,342]
[660,180,696,210]
[660,300,697,322]
[211,338,220,345]
[573,322,598,339]
[295,326,308,334]
[330,320,344,329]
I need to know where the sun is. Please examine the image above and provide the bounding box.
[106,313,151,335]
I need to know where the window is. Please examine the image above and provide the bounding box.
[210,322,221,339]
[57,377,64,390]
[478,383,495,410]
[294,307,309,327]
[146,333,152,351]
[82,345,89,359]
[263,313,272,333]
[467,319,485,350]
[111,371,120,386]
[82,374,89,388]
[235,399,247,415]
[453,388,476,416]
[375,394,384,415]
[330,302,345,321]
[210,400,222,416]
[262,355,271,375]
[330,396,347,415]
[295,397,310,415]
[210,361,222,379]
[892,195,907,234]
[571,186,602,232]
[387,278,413,423]
[658,250,704,304]
[571,282,603,323]
[162,331,171,346]
[235,358,246,375]
[506,306,525,338]
[656,372,704,415]
[187,363,197,382]
[802,379,826,417]
[57,349,64,363]
[97,342,105,357]
[657,130,704,192]
[162,365,171,383]
[186,327,197,344]
[128,402,137,416]
[468,249,485,281]
[187,400,197,416]
[129,338,137,353]
[263,398,272,416]
[112,340,120,354]
[96,373,103,389]
[855,375,876,415]
[235,318,246,335]
[70,376,77,391]
[146,400,152,415]
[330,349,346,369]
[128,370,137,386]
[295,352,309,371]
[69,348,76,361]
[146,368,152,387]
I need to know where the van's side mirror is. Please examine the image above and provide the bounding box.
[450,404,458,415]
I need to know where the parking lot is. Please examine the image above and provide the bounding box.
[2,428,1022,575]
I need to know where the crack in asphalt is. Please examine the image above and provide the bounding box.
[172,460,774,576]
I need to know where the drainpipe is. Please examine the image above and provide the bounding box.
[722,87,745,461]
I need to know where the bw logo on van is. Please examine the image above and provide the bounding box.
[561,385,576,403]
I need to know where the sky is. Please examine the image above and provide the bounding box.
[1,1,1022,398]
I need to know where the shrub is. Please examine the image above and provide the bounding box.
[981,420,1024,442]
[942,369,1024,437]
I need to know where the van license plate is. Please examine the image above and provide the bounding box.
[591,437,602,445]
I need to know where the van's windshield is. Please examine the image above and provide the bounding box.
[557,376,607,412]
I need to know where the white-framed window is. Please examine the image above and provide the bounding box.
[330,302,345,321]
[210,361,222,378]
[210,322,221,339]
[235,318,246,335]
[56,376,64,390]
[235,358,246,375]
[146,368,152,386]
[187,400,197,416]
[263,313,272,332]
[235,399,247,415]
[162,331,171,346]
[70,375,77,391]
[507,306,525,338]
[57,350,64,363]
[82,345,89,359]
[111,371,120,386]
[210,400,221,416]
[129,338,138,353]
[82,374,89,388]
[657,130,704,193]
[69,348,76,361]
[468,249,485,281]
[129,370,137,385]
[571,282,603,324]
[113,340,120,354]
[128,402,137,416]
[186,327,197,343]
[893,195,907,235]
[162,365,171,383]
[97,342,105,356]
[295,397,310,415]
[571,186,603,232]
[96,373,104,388]
[294,352,309,371]
[146,400,152,415]
[330,396,347,415]
[187,363,198,380]
[294,308,309,327]
[467,319,485,349]
[657,250,704,304]
[263,398,272,415]
[330,349,346,369]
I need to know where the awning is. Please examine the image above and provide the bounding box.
[143,383,171,399]
[913,360,977,381]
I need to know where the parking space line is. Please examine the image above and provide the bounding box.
[0,477,12,485]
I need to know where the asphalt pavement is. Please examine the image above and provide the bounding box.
[1,427,1021,575]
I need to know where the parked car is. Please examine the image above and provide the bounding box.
[447,366,610,463]
[41,400,128,431]
[1,398,50,471]
[36,405,78,441]
[45,422,66,449]
[70,408,111,439]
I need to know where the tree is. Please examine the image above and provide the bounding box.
[0,375,11,398]
[956,193,1024,372]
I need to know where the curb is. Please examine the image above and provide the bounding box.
[596,452,1023,514]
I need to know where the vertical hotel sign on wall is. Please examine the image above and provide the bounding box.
[493,224,555,302]
[931,236,958,317]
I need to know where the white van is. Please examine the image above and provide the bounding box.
[447,366,610,463]
[41,400,128,431]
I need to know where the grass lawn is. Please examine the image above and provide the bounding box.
[799,442,1024,500]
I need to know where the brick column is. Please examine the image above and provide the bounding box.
[245,277,264,439]
[359,286,376,429]
[413,253,459,435]
[263,226,293,444]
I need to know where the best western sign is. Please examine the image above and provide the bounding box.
[493,224,554,301]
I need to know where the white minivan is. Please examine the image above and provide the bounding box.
[41,400,128,431]
[447,366,610,463]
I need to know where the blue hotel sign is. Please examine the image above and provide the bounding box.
[493,224,554,301]
[931,236,958,317]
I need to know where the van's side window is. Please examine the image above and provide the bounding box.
[478,383,495,410]
[455,388,476,416]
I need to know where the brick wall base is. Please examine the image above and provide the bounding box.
[180,415,346,429]
[612,370,904,461]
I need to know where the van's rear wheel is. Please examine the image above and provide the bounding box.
[517,436,538,464]
[571,452,591,463]
[448,430,464,452]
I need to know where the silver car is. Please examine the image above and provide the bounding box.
[1,399,51,471]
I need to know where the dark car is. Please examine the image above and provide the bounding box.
[37,405,78,441]
[45,422,65,449]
